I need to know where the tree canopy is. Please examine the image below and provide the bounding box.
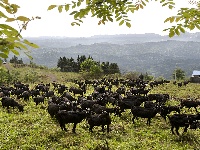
[1,0,200,61]
[172,67,186,80]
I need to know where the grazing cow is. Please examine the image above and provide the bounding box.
[61,92,76,101]
[116,86,126,95]
[144,101,158,109]
[45,90,54,98]
[55,110,88,133]
[117,96,148,113]
[180,99,200,112]
[20,91,31,101]
[131,106,159,125]
[160,105,181,120]
[69,87,85,96]
[183,81,190,86]
[167,113,200,135]
[31,89,40,97]
[47,103,60,118]
[177,82,182,87]
[80,99,107,110]
[91,104,121,116]
[87,112,111,133]
[1,97,24,112]
[33,96,45,106]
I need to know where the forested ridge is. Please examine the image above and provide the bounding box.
[18,33,200,79]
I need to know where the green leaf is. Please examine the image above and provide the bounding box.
[86,0,90,4]
[139,4,144,9]
[195,24,200,30]
[119,20,124,26]
[169,30,175,38]
[179,26,185,33]
[70,11,78,15]
[164,17,170,23]
[1,30,13,36]
[71,22,75,26]
[1,46,9,55]
[76,18,83,23]
[47,5,57,10]
[160,0,165,3]
[0,11,8,18]
[0,24,18,32]
[3,0,9,4]
[24,52,33,60]
[5,18,15,22]
[79,10,86,18]
[168,1,175,5]
[128,5,135,8]
[141,1,146,6]
[77,0,81,7]
[175,17,181,22]
[168,5,174,9]
[65,4,70,12]
[162,2,168,7]
[169,17,175,23]
[189,24,195,30]
[23,39,39,48]
[16,16,30,21]
[130,8,135,13]
[5,7,13,14]
[15,42,28,50]
[175,28,180,36]
[135,5,139,10]
[5,37,20,43]
[10,49,19,55]
[126,22,131,28]
[58,5,63,13]
[116,16,122,21]
[74,12,80,19]
[11,4,19,13]
[107,16,113,22]
[0,53,8,58]
[163,28,169,31]
[72,1,76,9]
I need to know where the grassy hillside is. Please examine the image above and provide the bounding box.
[0,65,200,149]
[2,63,83,84]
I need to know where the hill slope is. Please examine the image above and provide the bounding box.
[17,33,200,79]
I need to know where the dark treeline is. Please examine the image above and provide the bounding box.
[57,55,120,74]
[9,55,23,64]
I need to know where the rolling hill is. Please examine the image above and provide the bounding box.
[16,32,200,79]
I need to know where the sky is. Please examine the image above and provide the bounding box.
[4,0,199,37]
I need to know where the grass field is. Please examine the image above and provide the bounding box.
[0,73,200,149]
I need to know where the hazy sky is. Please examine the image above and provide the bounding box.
[6,0,198,37]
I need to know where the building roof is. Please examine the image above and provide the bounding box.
[192,70,200,76]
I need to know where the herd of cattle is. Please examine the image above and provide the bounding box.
[0,78,200,136]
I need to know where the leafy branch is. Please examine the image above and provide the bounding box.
[0,0,40,62]
[164,4,200,37]
[48,0,175,28]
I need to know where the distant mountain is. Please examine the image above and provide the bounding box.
[18,32,200,79]
[26,32,200,46]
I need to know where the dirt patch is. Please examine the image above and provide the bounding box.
[47,73,57,82]
[3,63,12,71]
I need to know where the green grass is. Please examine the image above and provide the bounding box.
[1,79,200,149]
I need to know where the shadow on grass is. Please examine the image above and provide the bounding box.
[47,131,65,142]
[173,132,200,147]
